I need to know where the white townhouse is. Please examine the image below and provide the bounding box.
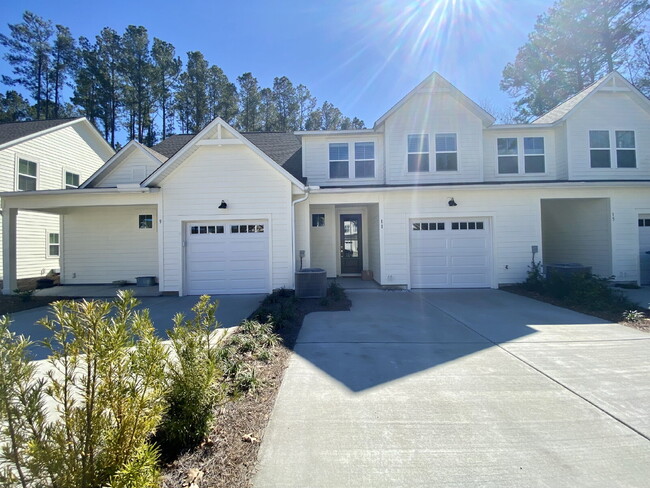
[0,118,114,282]
[2,71,649,295]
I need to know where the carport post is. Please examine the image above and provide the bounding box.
[2,207,17,295]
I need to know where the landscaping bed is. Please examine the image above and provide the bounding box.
[160,284,350,488]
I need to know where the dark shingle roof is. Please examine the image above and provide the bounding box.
[0,118,80,147]
[151,132,303,182]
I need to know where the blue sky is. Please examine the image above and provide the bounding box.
[0,0,556,126]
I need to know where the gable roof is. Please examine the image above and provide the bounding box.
[533,71,650,124]
[144,118,305,189]
[80,139,166,188]
[151,131,304,182]
[373,72,496,129]
[0,117,114,157]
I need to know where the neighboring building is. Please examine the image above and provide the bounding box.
[2,71,649,295]
[0,118,114,281]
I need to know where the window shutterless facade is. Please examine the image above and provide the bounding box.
[328,141,376,179]
[47,232,60,257]
[523,137,545,173]
[497,137,545,174]
[17,158,37,191]
[329,143,349,178]
[407,134,430,172]
[65,171,80,189]
[354,142,375,178]
[589,130,636,168]
[497,138,518,174]
[435,133,458,171]
[139,214,153,229]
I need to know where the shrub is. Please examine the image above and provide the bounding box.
[155,295,225,458]
[523,260,545,292]
[622,310,645,322]
[327,281,345,300]
[0,291,167,488]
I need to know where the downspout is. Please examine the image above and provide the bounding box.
[291,188,310,288]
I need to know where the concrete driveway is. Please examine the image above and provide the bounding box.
[254,289,650,488]
[5,294,265,360]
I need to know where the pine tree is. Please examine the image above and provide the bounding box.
[151,38,181,138]
[236,72,261,131]
[258,87,277,131]
[175,51,209,133]
[272,76,298,131]
[296,84,317,130]
[206,65,238,124]
[121,26,154,143]
[0,90,32,121]
[49,25,76,119]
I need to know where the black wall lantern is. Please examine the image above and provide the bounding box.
[448,197,457,207]
[218,200,228,209]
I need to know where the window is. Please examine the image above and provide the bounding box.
[639,219,650,227]
[412,222,445,231]
[355,142,375,178]
[17,158,37,191]
[616,130,636,168]
[497,138,518,174]
[451,221,484,230]
[329,143,349,178]
[231,224,264,233]
[65,171,80,189]
[434,133,458,171]
[407,134,429,172]
[523,137,545,173]
[589,130,611,168]
[47,233,60,257]
[139,214,153,229]
[312,214,325,227]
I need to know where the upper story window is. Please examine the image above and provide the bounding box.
[407,134,429,172]
[329,143,349,179]
[17,158,37,191]
[354,142,375,178]
[435,133,458,171]
[589,130,636,168]
[65,171,80,189]
[497,138,518,174]
[615,130,636,168]
[523,137,545,173]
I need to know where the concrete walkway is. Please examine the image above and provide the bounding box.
[7,294,265,360]
[254,289,650,488]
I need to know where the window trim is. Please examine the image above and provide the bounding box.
[434,133,459,172]
[46,231,60,258]
[407,133,430,173]
[312,213,326,227]
[64,170,80,189]
[496,137,519,175]
[353,141,376,179]
[496,136,547,175]
[15,155,39,191]
[138,214,154,230]
[523,136,545,174]
[328,142,350,179]
[588,129,637,169]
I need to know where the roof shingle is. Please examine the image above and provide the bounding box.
[0,118,79,147]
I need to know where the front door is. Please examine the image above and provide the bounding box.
[340,214,362,274]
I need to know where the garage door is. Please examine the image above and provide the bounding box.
[640,215,650,285]
[410,218,492,288]
[186,221,269,295]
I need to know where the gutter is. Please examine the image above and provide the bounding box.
[0,187,160,198]
[290,189,310,288]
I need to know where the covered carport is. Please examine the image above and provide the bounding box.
[1,187,159,295]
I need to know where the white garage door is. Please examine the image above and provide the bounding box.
[186,221,269,295]
[639,215,650,285]
[410,218,492,288]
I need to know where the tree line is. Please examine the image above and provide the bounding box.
[0,11,364,146]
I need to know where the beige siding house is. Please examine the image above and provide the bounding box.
[2,71,649,295]
[0,118,113,281]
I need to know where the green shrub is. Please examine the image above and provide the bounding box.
[523,261,545,293]
[622,310,645,322]
[0,291,167,488]
[327,281,344,301]
[155,295,225,458]
[543,271,634,312]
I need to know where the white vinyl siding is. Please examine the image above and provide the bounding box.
[160,143,293,294]
[95,148,162,187]
[61,206,158,284]
[0,123,111,279]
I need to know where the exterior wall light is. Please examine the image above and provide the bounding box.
[448,198,457,207]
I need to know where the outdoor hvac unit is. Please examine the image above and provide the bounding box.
[295,268,327,298]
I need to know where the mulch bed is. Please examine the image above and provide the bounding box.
[501,285,650,333]
[0,275,65,316]
[161,293,351,488]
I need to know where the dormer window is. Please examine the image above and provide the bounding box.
[329,143,349,178]
[407,134,430,172]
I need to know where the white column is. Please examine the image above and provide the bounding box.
[2,207,17,295]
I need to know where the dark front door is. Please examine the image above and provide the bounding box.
[340,214,362,274]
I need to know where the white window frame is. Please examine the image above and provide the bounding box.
[311,213,326,227]
[434,133,459,172]
[497,137,519,174]
[15,155,39,191]
[64,170,80,189]
[496,136,547,175]
[354,141,375,179]
[407,134,430,173]
[328,142,349,179]
[46,231,60,258]
[588,129,636,169]
[523,136,545,174]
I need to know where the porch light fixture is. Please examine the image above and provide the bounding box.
[218,200,228,209]
[448,197,457,207]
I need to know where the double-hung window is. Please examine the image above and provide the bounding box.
[497,138,518,174]
[615,130,636,168]
[47,233,60,257]
[523,137,545,173]
[65,171,80,189]
[329,143,349,178]
[435,133,457,171]
[17,158,37,191]
[407,134,429,172]
[589,130,611,168]
[354,142,375,178]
